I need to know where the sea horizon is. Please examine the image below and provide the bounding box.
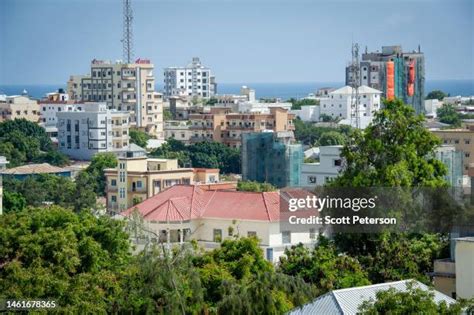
[1,79,473,100]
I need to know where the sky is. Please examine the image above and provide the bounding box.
[0,0,473,85]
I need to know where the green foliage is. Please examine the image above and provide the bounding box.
[287,98,319,110]
[426,90,447,101]
[331,99,447,188]
[359,280,463,314]
[151,139,240,174]
[437,103,461,126]
[317,131,346,146]
[129,128,151,148]
[293,118,352,146]
[237,180,277,192]
[0,119,69,167]
[3,174,96,213]
[206,97,218,106]
[163,108,173,120]
[83,152,118,196]
[320,113,337,122]
[279,237,370,294]
[0,206,131,313]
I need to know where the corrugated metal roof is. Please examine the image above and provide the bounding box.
[289,280,456,315]
[0,163,69,175]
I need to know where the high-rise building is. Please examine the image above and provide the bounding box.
[163,57,217,100]
[241,132,303,188]
[346,45,425,113]
[67,59,164,138]
[57,102,130,160]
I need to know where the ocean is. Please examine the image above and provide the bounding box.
[1,80,473,100]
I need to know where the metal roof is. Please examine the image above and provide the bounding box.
[289,280,456,315]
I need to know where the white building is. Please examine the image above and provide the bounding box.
[291,105,320,122]
[320,85,382,129]
[0,156,9,215]
[121,185,316,263]
[300,146,343,187]
[425,99,443,118]
[67,59,164,138]
[57,102,130,160]
[163,57,216,100]
[455,237,474,299]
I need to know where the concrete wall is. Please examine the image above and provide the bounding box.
[455,238,474,299]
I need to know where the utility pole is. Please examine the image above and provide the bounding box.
[123,0,134,63]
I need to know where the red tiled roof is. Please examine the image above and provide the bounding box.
[122,185,281,222]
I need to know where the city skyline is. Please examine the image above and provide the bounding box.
[0,0,473,85]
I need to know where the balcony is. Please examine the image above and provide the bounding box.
[123,98,136,103]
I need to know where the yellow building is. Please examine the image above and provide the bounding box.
[432,124,474,174]
[104,155,221,212]
[0,95,40,122]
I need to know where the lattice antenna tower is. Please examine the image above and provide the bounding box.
[350,43,361,129]
[123,0,134,63]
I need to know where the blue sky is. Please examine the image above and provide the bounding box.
[0,0,472,85]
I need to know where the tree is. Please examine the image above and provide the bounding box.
[331,99,447,188]
[237,180,277,192]
[129,129,151,148]
[0,119,67,167]
[437,103,461,126]
[287,98,319,110]
[0,206,131,314]
[84,153,118,196]
[279,237,370,294]
[293,118,352,146]
[2,191,26,213]
[359,281,463,314]
[317,131,346,146]
[163,109,173,120]
[320,113,334,122]
[426,90,447,101]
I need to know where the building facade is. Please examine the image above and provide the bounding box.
[67,59,163,138]
[0,156,9,215]
[0,95,40,122]
[121,185,316,263]
[433,125,474,174]
[163,57,216,99]
[164,120,192,144]
[320,85,382,128]
[189,107,295,148]
[346,45,425,113]
[104,155,222,212]
[241,132,303,188]
[57,102,130,160]
[300,146,343,187]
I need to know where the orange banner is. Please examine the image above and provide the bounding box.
[386,61,395,100]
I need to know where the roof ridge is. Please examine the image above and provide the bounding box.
[262,192,272,222]
[333,279,414,294]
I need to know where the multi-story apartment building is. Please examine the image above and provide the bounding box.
[320,85,382,128]
[104,153,226,212]
[241,132,303,188]
[188,107,295,148]
[346,45,425,113]
[57,102,130,160]
[164,120,192,144]
[0,95,40,122]
[433,124,474,174]
[163,57,216,100]
[67,59,163,138]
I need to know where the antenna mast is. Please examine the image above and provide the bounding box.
[350,43,360,129]
[123,0,134,63]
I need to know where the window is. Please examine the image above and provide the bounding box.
[119,188,125,198]
[111,179,117,186]
[308,176,317,184]
[247,231,257,238]
[136,181,142,188]
[334,159,342,167]
[213,229,222,242]
[282,231,291,244]
[309,228,316,239]
[111,195,117,202]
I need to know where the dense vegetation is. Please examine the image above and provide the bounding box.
[0,208,316,314]
[0,119,69,167]
[287,98,319,110]
[151,139,240,174]
[436,103,474,126]
[293,118,352,146]
[129,128,151,148]
[426,90,448,101]
[237,180,277,192]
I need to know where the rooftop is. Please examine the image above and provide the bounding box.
[0,163,69,175]
[122,185,280,222]
[290,280,455,315]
